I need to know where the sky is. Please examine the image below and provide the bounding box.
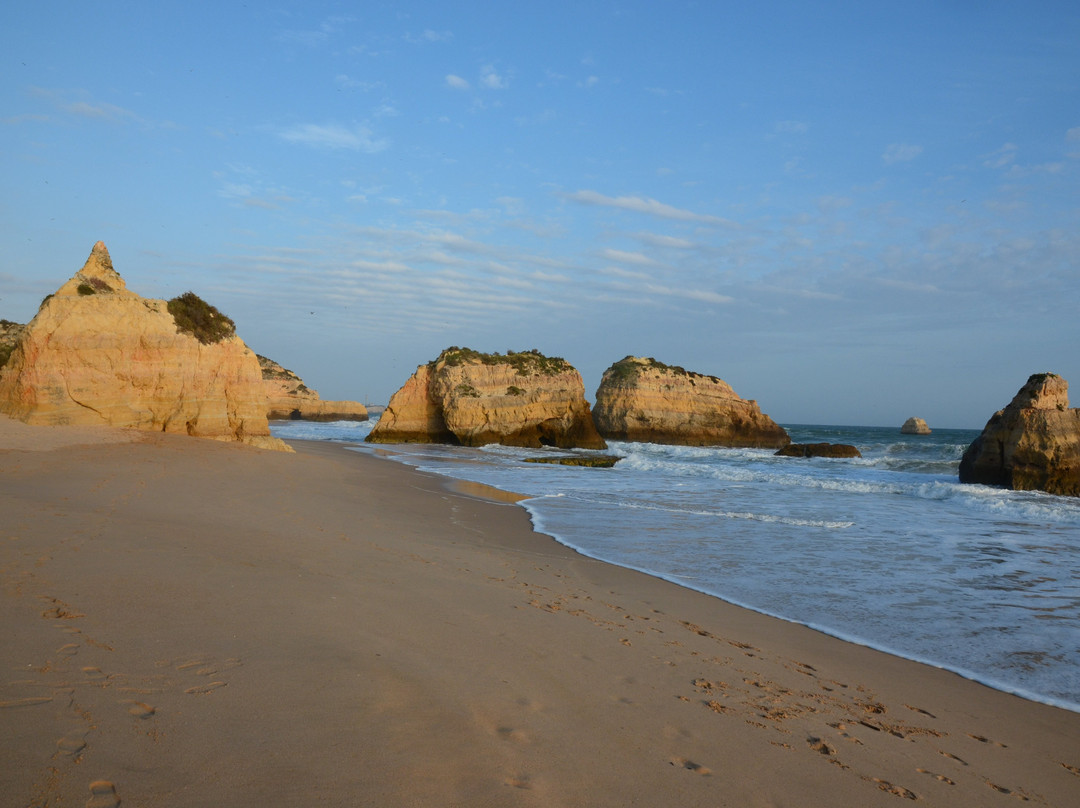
[2,1,1079,428]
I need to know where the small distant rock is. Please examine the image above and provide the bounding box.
[776,443,862,458]
[901,417,931,435]
[959,373,1080,496]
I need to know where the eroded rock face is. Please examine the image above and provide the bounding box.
[368,347,606,449]
[258,355,368,422]
[901,417,932,435]
[0,242,290,451]
[592,356,789,449]
[958,373,1080,496]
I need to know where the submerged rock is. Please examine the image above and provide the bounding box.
[258,355,368,422]
[959,373,1080,497]
[368,347,606,449]
[776,443,861,458]
[0,241,290,451]
[523,454,622,467]
[592,356,789,449]
[901,417,932,435]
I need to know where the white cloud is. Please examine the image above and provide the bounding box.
[278,123,388,152]
[445,74,470,90]
[882,143,923,164]
[982,143,1017,169]
[601,248,659,266]
[564,190,739,228]
[1065,126,1080,141]
[776,120,808,134]
[406,29,453,43]
[480,65,508,89]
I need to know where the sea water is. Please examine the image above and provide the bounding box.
[270,419,1080,713]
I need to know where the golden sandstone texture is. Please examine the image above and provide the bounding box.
[901,417,932,435]
[259,355,368,422]
[592,356,790,449]
[0,242,289,451]
[959,373,1080,497]
[367,347,606,449]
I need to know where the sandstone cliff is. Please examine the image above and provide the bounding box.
[592,356,790,449]
[258,355,368,422]
[958,373,1080,497]
[901,417,932,435]
[0,242,290,451]
[776,443,861,458]
[367,347,606,449]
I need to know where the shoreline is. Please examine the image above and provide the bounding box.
[342,438,1080,716]
[2,427,1079,805]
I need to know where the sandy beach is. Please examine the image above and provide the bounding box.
[2,418,1078,807]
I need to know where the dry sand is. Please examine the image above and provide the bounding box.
[2,416,1078,806]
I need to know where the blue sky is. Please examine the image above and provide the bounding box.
[2,1,1078,427]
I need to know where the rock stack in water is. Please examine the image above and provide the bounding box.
[0,241,290,450]
[592,356,790,448]
[258,355,368,422]
[959,373,1080,497]
[901,417,931,435]
[367,347,606,449]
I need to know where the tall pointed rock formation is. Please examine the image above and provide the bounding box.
[0,242,290,450]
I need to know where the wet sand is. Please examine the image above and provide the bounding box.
[2,419,1078,806]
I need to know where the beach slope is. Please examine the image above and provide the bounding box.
[2,417,1078,806]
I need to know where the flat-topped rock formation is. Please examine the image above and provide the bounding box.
[258,355,368,422]
[592,356,790,448]
[776,443,862,458]
[0,242,289,451]
[368,347,606,449]
[959,373,1080,496]
[901,417,931,435]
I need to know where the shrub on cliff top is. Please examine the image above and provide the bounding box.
[605,356,721,385]
[434,347,571,377]
[167,291,236,344]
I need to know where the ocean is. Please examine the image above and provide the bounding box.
[270,419,1080,713]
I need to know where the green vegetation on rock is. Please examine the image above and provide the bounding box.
[167,291,236,344]
[434,347,572,377]
[604,356,721,384]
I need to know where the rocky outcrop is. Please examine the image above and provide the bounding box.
[959,373,1080,496]
[368,347,606,449]
[258,355,368,422]
[0,319,26,372]
[901,417,931,435]
[0,242,290,451]
[592,356,790,449]
[776,443,861,458]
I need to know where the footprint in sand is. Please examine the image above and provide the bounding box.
[120,699,156,718]
[967,733,1007,748]
[86,780,120,808]
[184,681,226,695]
[505,773,533,790]
[806,736,836,756]
[57,732,88,757]
[0,696,54,708]
[56,643,80,657]
[916,768,955,785]
[870,778,918,800]
[670,757,712,775]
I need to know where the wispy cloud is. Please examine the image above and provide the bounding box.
[480,65,509,89]
[564,190,739,228]
[278,123,388,152]
[601,248,659,266]
[982,143,1017,169]
[405,29,453,43]
[882,143,923,164]
[776,120,809,134]
[445,74,470,90]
